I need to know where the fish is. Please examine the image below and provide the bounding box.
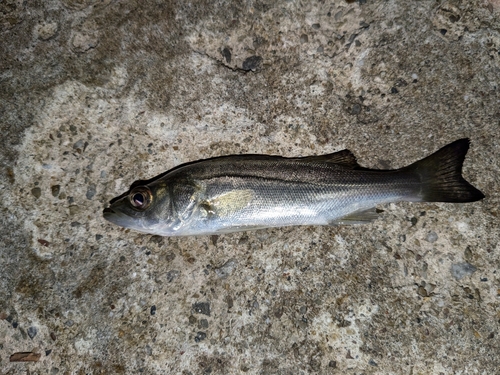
[103,138,484,236]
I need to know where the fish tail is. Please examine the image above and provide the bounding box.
[404,138,484,203]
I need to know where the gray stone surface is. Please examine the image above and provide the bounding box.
[1,0,499,374]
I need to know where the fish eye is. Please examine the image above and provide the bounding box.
[129,187,152,210]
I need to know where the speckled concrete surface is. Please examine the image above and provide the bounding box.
[1,1,499,374]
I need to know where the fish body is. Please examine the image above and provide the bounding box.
[103,139,484,236]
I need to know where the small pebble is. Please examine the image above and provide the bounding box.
[86,184,96,200]
[215,259,237,278]
[221,47,231,64]
[27,326,38,339]
[150,305,156,315]
[242,56,263,71]
[417,286,428,297]
[73,139,85,151]
[426,231,438,243]
[51,185,60,197]
[166,270,180,283]
[36,22,58,40]
[351,103,361,115]
[300,34,309,43]
[194,331,206,342]
[192,302,211,316]
[451,263,477,280]
[31,187,41,199]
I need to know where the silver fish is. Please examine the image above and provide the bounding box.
[103,139,484,236]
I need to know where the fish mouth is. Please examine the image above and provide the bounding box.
[102,207,116,220]
[103,206,130,227]
[103,207,115,215]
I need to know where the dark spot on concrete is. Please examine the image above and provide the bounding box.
[351,103,361,115]
[242,56,263,71]
[31,187,41,199]
[221,47,231,63]
[38,239,50,247]
[51,185,60,197]
[150,305,156,315]
[192,302,211,316]
[195,331,207,342]
[166,270,180,282]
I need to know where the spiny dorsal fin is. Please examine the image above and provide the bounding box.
[294,149,360,169]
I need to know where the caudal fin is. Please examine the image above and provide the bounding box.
[404,139,484,203]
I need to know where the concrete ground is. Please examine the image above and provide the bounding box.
[1,0,499,374]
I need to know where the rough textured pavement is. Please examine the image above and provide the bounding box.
[1,1,499,374]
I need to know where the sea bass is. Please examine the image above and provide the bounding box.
[103,139,484,236]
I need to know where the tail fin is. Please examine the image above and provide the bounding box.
[404,139,484,203]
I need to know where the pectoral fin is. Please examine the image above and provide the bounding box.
[329,207,382,225]
[202,189,255,218]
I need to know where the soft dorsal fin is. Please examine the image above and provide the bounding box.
[294,149,360,169]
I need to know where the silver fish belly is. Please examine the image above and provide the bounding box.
[103,139,484,236]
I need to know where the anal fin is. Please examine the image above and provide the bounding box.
[329,207,381,225]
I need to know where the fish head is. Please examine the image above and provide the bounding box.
[103,182,175,234]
